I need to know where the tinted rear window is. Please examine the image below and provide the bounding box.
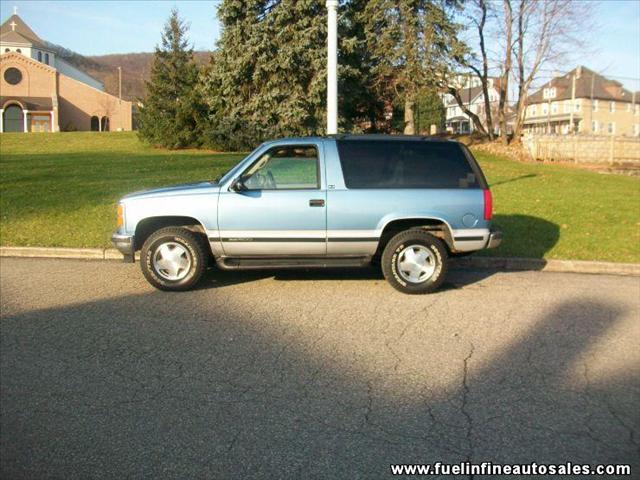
[336,140,482,189]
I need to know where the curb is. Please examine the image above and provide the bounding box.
[1,246,639,277]
[0,246,139,261]
[452,256,640,276]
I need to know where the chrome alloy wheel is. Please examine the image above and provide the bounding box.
[396,244,436,284]
[152,242,192,281]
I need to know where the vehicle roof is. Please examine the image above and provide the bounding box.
[262,134,455,145]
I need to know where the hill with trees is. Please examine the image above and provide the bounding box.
[47,42,209,101]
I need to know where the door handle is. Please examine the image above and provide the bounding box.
[309,199,325,207]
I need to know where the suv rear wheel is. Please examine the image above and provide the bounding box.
[381,229,448,294]
[140,227,208,291]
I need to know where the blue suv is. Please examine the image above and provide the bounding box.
[112,135,502,294]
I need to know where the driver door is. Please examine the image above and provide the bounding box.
[218,143,327,256]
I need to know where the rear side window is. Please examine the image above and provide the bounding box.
[336,140,483,189]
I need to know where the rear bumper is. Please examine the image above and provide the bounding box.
[111,233,135,262]
[486,229,503,249]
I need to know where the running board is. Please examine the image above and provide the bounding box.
[216,256,372,270]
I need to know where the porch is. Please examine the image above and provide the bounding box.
[0,97,57,133]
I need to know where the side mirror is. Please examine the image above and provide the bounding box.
[231,177,247,192]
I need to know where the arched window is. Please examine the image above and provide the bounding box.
[3,105,24,132]
[38,51,42,62]
[90,116,100,131]
[101,116,110,132]
[4,48,9,53]
[45,53,49,64]
[16,49,21,54]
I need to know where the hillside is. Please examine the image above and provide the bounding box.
[47,43,211,101]
[87,52,211,101]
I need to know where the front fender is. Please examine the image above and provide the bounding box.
[122,192,218,236]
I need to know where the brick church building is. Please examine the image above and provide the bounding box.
[0,12,131,133]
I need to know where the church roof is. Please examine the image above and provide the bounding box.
[0,14,49,50]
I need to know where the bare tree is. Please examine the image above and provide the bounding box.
[467,0,495,139]
[444,0,495,139]
[511,0,594,140]
[497,0,513,144]
[446,83,488,135]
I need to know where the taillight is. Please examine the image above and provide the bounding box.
[483,189,492,220]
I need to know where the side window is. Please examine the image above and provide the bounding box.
[242,145,319,190]
[336,140,481,189]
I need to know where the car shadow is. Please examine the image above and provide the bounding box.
[197,266,496,292]
[473,213,560,260]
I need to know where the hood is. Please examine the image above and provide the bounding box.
[122,181,218,201]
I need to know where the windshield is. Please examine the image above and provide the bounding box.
[213,145,262,184]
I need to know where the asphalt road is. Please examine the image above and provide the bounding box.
[1,258,639,479]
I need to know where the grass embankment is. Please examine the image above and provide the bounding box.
[0,132,243,249]
[0,131,638,262]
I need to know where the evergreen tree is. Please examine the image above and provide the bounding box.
[201,0,376,149]
[360,0,464,134]
[391,89,446,134]
[138,9,205,149]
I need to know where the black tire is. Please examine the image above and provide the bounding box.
[381,229,448,294]
[140,227,208,291]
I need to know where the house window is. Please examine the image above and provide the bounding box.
[552,103,558,114]
[563,101,569,113]
[543,87,556,99]
[542,104,548,115]
[4,48,9,53]
[575,102,581,112]
[592,100,598,112]
[44,53,49,65]
[16,48,21,54]
[609,101,615,113]
[531,105,537,116]
[608,122,615,134]
[592,121,598,132]
[37,51,42,62]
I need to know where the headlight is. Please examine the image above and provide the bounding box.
[117,204,124,229]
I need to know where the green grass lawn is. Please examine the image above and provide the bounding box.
[1,131,638,262]
[0,132,244,249]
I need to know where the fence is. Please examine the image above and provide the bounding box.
[523,134,640,165]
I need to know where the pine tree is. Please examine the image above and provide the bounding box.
[201,0,375,150]
[360,0,464,134]
[138,9,205,149]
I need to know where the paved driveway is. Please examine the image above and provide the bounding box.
[1,258,639,478]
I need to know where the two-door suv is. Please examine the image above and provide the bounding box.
[112,135,502,294]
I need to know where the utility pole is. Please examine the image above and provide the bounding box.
[117,66,122,104]
[589,72,595,133]
[326,0,338,135]
[569,74,576,134]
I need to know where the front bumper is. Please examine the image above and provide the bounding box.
[111,232,135,262]
[486,229,503,249]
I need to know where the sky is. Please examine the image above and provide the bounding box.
[1,0,639,91]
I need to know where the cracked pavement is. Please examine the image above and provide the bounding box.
[1,258,639,479]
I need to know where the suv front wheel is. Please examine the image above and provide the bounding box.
[140,227,208,291]
[381,229,448,294]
